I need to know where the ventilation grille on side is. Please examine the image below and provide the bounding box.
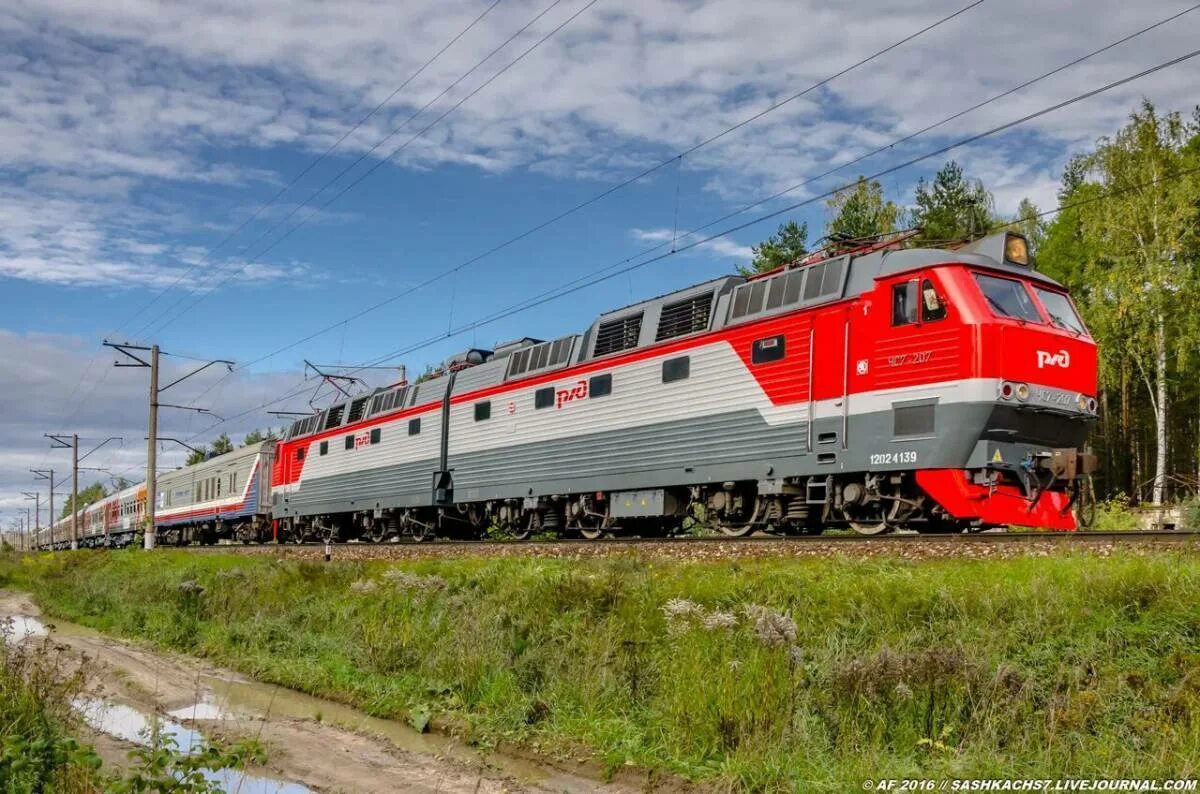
[507,336,577,379]
[347,396,370,425]
[592,314,643,357]
[656,293,712,341]
[369,386,409,416]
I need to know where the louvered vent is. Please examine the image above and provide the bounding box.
[370,386,409,416]
[347,396,370,424]
[507,336,576,378]
[592,314,643,357]
[324,404,345,430]
[656,293,712,341]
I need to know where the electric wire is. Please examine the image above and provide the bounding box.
[182,47,1200,440]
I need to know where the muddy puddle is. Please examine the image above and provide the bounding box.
[1,614,48,642]
[0,596,638,793]
[194,674,599,790]
[74,696,312,793]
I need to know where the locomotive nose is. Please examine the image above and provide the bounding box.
[998,324,1097,398]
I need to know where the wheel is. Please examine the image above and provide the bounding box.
[715,522,756,538]
[847,519,891,536]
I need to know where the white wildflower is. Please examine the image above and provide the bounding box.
[701,611,738,631]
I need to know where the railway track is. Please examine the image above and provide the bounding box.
[169,529,1200,562]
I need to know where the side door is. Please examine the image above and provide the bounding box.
[867,272,955,444]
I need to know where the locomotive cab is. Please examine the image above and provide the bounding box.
[863,232,1098,530]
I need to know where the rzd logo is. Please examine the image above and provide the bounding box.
[1036,349,1070,368]
[556,379,588,409]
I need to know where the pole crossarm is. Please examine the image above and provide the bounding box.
[160,359,234,393]
[78,436,122,463]
[158,403,223,420]
[150,437,202,454]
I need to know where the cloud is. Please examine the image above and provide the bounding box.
[0,330,392,519]
[631,226,753,261]
[2,0,1196,220]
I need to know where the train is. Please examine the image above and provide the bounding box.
[35,229,1098,549]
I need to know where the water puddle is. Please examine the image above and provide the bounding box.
[73,697,311,793]
[166,699,234,721]
[10,606,609,792]
[201,675,598,789]
[1,615,48,642]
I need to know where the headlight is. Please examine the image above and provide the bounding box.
[1015,383,1030,401]
[1004,234,1029,266]
[1077,393,1089,412]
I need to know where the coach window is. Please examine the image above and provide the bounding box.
[408,418,421,435]
[752,335,786,364]
[892,280,918,326]
[319,441,328,456]
[534,387,554,409]
[589,373,612,398]
[475,401,492,422]
[662,356,690,383]
[345,434,355,450]
[296,447,305,461]
[370,428,381,445]
[921,279,947,322]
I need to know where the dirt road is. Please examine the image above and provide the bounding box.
[1,591,641,794]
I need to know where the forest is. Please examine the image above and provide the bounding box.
[748,101,1200,507]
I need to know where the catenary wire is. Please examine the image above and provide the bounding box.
[136,0,584,338]
[146,0,984,346]
[182,47,1200,440]
[119,0,506,338]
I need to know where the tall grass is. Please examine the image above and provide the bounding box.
[5,550,1200,791]
[0,629,102,793]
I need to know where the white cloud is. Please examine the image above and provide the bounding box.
[2,0,1196,229]
[632,226,753,261]
[0,330,391,518]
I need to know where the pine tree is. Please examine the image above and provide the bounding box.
[910,161,994,244]
[740,221,808,275]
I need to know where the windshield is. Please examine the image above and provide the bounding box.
[1034,287,1088,335]
[973,273,1043,323]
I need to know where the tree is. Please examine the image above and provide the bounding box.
[909,161,994,244]
[60,482,107,518]
[824,177,900,243]
[186,446,208,466]
[739,220,808,275]
[414,364,442,384]
[1013,198,1046,254]
[242,429,264,446]
[211,433,234,456]
[1040,101,1200,504]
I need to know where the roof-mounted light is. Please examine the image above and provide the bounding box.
[1004,233,1029,267]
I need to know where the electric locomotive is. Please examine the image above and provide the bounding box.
[263,230,1097,540]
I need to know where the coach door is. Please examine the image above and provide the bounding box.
[810,308,849,461]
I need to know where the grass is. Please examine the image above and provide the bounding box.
[3,549,1200,791]
[0,627,102,792]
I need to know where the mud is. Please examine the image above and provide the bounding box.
[0,591,646,793]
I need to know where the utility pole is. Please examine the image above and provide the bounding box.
[22,492,39,550]
[32,470,55,549]
[104,341,232,550]
[45,434,122,550]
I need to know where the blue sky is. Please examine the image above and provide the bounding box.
[1,0,1198,519]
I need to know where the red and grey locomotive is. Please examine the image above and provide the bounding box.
[34,229,1098,549]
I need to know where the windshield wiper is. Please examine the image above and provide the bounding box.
[1048,312,1082,337]
[984,293,1024,324]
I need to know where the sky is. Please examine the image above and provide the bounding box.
[1,0,1198,525]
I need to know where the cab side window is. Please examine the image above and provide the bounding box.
[892,280,917,326]
[921,279,947,322]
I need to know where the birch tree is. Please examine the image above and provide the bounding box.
[1074,102,1200,504]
